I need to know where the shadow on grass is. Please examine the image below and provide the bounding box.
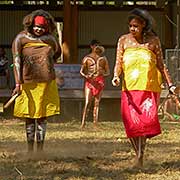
[0,138,180,180]
[161,160,180,170]
[0,121,179,180]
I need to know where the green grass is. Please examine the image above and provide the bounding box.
[0,119,180,180]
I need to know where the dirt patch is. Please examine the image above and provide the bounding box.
[0,121,179,180]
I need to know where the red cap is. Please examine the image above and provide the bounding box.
[34,16,48,26]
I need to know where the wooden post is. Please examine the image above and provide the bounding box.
[164,4,173,48]
[63,0,71,63]
[71,0,78,64]
[177,0,180,49]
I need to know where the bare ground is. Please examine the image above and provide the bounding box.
[0,118,180,180]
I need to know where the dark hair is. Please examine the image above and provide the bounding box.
[23,9,56,33]
[90,39,100,46]
[128,8,156,34]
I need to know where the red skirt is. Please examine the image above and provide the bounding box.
[85,76,105,96]
[121,90,161,138]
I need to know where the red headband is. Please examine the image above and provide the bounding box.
[34,16,48,26]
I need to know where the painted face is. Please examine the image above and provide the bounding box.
[33,24,46,36]
[129,18,145,38]
[90,43,99,53]
[91,43,98,49]
[94,45,105,55]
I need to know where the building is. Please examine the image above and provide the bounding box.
[0,0,179,120]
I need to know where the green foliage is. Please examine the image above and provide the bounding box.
[0,1,13,4]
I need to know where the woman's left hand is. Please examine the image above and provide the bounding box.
[169,85,176,94]
[112,76,120,87]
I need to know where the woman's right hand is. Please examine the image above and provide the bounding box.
[12,86,21,96]
[112,76,120,87]
[85,74,94,79]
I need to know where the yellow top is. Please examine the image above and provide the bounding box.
[23,42,49,48]
[122,47,162,92]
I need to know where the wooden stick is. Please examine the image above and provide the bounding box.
[4,93,19,109]
[14,167,23,176]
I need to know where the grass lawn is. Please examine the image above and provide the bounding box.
[0,118,180,180]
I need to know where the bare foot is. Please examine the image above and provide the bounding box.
[134,157,143,168]
[93,123,102,130]
[80,124,85,129]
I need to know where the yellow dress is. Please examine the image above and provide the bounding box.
[122,47,162,92]
[14,80,60,118]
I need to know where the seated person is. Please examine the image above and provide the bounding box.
[0,47,9,88]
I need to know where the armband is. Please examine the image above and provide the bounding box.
[16,83,21,87]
